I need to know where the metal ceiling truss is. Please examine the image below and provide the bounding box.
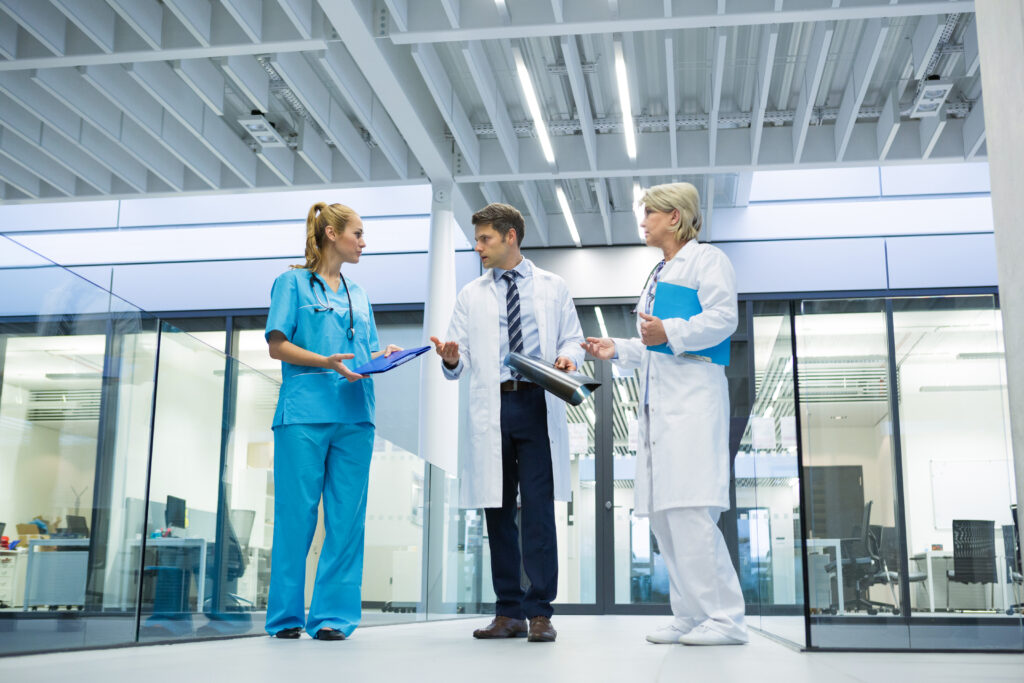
[0,0,986,250]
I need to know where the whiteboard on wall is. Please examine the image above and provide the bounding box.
[930,459,1017,529]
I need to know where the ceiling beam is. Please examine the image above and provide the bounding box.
[593,178,613,245]
[320,42,410,178]
[0,92,112,193]
[919,105,947,159]
[0,154,41,198]
[0,0,66,56]
[223,54,271,112]
[126,59,258,186]
[836,18,889,161]
[0,128,74,196]
[962,98,985,160]
[276,0,314,39]
[81,63,222,188]
[31,67,183,191]
[51,0,117,54]
[463,40,520,173]
[172,58,225,116]
[0,16,15,59]
[163,0,212,48]
[0,71,151,193]
[409,42,480,175]
[708,29,727,167]
[390,0,972,44]
[0,38,327,72]
[107,0,163,50]
[222,0,263,42]
[270,51,371,181]
[792,21,835,163]
[962,15,980,77]
[733,171,753,207]
[911,13,944,79]
[561,36,595,170]
[665,34,677,168]
[519,181,550,247]
[455,120,973,182]
[750,24,778,166]
[877,87,900,161]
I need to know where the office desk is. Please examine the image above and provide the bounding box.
[913,550,1009,613]
[806,538,844,615]
[23,539,89,609]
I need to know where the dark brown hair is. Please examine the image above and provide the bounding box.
[471,203,525,246]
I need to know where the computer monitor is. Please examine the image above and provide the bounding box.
[0,521,6,538]
[66,515,89,537]
[165,495,186,529]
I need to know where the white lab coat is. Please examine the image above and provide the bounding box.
[444,260,585,509]
[611,240,738,515]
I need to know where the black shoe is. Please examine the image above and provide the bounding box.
[314,628,345,641]
[274,627,302,639]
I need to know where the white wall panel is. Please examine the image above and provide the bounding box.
[723,239,889,293]
[749,167,881,202]
[880,162,991,197]
[0,200,120,232]
[713,196,994,241]
[885,233,998,289]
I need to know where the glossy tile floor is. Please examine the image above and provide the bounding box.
[1,616,1022,683]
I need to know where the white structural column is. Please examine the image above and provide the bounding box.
[418,182,460,474]
[975,1,1024,556]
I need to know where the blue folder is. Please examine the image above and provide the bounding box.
[352,345,431,375]
[647,282,731,365]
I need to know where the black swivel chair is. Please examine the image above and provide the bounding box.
[824,501,891,614]
[946,519,998,611]
[867,525,928,615]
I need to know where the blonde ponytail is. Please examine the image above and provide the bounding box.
[292,201,357,271]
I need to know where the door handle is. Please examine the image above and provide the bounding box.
[605,501,612,510]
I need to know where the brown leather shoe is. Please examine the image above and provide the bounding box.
[472,616,528,639]
[527,616,556,642]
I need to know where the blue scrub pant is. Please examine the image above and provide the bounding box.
[266,422,373,637]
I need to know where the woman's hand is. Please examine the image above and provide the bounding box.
[581,337,616,360]
[429,336,460,368]
[553,356,577,372]
[325,353,366,382]
[371,344,403,359]
[638,312,668,346]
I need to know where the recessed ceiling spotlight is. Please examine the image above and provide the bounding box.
[237,113,287,148]
[910,77,953,119]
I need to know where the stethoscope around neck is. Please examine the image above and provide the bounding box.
[309,271,355,340]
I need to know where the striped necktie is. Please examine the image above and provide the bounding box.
[504,271,524,355]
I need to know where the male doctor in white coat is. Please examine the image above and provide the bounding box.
[431,203,584,643]
[583,182,748,646]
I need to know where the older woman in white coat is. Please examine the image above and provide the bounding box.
[582,182,747,646]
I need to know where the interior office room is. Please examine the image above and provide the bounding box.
[1,1,1023,681]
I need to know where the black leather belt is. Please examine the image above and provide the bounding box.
[500,379,535,392]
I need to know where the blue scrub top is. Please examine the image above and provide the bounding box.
[265,268,379,428]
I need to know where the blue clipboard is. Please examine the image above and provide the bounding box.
[352,345,431,375]
[647,282,730,365]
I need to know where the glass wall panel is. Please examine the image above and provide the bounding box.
[796,299,909,648]
[0,235,158,654]
[736,301,805,646]
[892,295,1023,649]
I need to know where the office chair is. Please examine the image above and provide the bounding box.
[867,525,928,615]
[824,501,891,614]
[1002,524,1023,615]
[946,519,998,612]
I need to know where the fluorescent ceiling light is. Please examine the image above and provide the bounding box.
[633,181,644,241]
[594,306,609,338]
[513,46,555,165]
[555,185,582,247]
[614,40,636,160]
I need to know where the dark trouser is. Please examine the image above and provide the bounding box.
[485,384,558,620]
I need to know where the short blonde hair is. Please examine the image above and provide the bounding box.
[640,182,702,242]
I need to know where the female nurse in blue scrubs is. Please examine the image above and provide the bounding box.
[264,201,399,641]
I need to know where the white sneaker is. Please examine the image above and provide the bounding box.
[679,624,747,646]
[645,624,687,644]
